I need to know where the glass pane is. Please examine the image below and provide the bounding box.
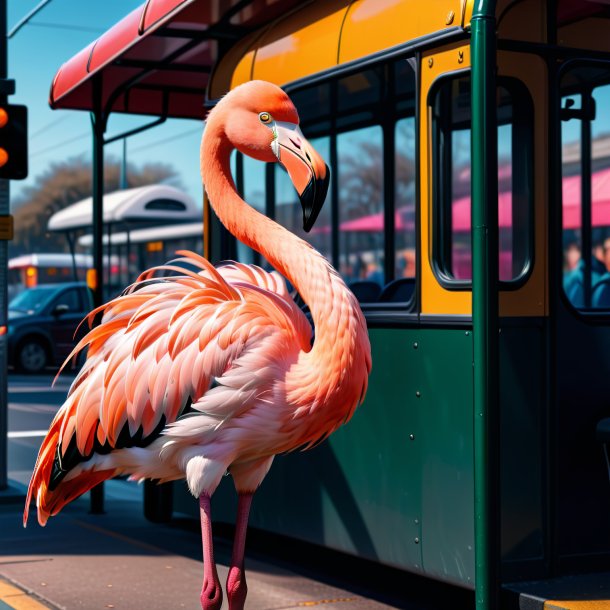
[337,125,384,298]
[432,77,530,284]
[561,65,610,309]
[337,69,382,131]
[275,136,332,266]
[291,82,331,134]
[395,117,416,279]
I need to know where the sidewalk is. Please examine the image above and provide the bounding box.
[0,480,404,610]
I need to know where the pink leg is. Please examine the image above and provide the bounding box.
[226,492,254,610]
[199,494,222,610]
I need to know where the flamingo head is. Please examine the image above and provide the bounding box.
[214,80,330,232]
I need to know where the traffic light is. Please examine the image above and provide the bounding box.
[0,104,27,180]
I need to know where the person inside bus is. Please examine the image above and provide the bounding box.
[564,237,608,307]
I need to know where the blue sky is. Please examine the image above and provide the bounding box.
[7,0,204,206]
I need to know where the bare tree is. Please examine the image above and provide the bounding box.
[10,157,180,256]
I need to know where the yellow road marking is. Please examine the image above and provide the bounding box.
[298,598,357,606]
[0,578,51,610]
[546,601,610,609]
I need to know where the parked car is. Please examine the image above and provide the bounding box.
[8,282,94,373]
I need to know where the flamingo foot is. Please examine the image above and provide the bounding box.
[200,576,223,610]
[227,565,248,610]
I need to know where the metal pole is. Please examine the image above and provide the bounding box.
[471,2,500,609]
[0,0,9,491]
[90,89,105,513]
[120,138,127,190]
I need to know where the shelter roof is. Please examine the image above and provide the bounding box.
[47,184,200,232]
[50,0,306,119]
[77,221,203,246]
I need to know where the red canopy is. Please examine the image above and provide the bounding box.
[450,167,610,232]
[562,167,610,229]
[50,0,305,119]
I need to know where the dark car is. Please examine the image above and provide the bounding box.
[8,282,94,373]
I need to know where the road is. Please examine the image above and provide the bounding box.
[7,372,73,487]
[7,371,142,503]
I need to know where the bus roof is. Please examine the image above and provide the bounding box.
[77,221,203,247]
[47,184,200,232]
[8,253,93,269]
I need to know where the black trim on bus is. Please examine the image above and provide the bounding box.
[413,53,423,317]
[364,313,547,330]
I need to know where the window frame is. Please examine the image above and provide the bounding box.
[428,70,535,291]
[558,58,610,315]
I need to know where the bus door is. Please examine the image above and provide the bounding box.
[422,42,549,580]
[554,56,610,568]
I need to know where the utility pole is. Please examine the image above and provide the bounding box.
[0,0,10,491]
[0,0,30,493]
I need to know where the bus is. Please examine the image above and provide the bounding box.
[8,253,92,302]
[47,1,610,608]
[77,222,204,288]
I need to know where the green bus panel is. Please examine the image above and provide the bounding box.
[173,327,476,585]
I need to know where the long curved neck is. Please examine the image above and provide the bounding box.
[201,126,370,439]
[201,127,338,333]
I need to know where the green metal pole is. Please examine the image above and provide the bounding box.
[471,2,500,610]
[90,84,105,515]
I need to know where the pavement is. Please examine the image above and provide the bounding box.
[0,479,406,610]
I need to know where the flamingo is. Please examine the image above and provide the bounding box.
[23,80,371,610]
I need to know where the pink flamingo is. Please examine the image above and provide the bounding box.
[24,80,371,610]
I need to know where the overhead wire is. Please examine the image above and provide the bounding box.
[29,115,72,139]
[30,131,90,159]
[129,127,202,154]
[25,21,104,34]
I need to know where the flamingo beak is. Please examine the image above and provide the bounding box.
[273,122,330,232]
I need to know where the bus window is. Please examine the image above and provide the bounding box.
[337,125,384,289]
[395,116,416,280]
[431,75,532,285]
[560,63,610,310]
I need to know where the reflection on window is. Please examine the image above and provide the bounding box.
[338,126,384,296]
[561,66,610,310]
[238,154,266,265]
[52,289,81,313]
[431,76,531,284]
[275,137,332,265]
[395,117,416,280]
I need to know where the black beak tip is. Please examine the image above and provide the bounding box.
[301,166,330,233]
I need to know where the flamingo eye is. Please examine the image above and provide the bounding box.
[259,112,273,125]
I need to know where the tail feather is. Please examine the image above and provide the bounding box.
[23,415,115,527]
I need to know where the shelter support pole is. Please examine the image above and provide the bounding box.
[471,2,500,609]
[90,99,105,514]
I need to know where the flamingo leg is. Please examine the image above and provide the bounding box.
[226,492,254,610]
[199,493,223,610]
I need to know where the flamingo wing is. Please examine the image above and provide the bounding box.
[24,250,311,525]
